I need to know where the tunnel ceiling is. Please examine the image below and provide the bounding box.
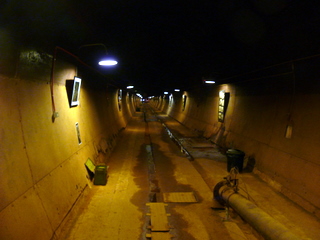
[1,1,320,96]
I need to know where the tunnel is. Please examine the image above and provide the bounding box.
[1,1,320,240]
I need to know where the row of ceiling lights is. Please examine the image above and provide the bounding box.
[80,44,217,98]
[162,79,215,95]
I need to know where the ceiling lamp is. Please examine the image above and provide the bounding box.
[204,79,215,84]
[99,59,118,66]
[79,43,118,66]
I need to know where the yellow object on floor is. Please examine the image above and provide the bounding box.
[146,232,173,240]
[163,192,197,203]
[147,203,170,232]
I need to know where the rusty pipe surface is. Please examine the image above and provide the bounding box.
[219,186,305,240]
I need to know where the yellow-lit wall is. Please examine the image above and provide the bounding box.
[162,58,320,219]
[0,48,133,239]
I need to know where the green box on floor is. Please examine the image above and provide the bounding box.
[94,164,107,185]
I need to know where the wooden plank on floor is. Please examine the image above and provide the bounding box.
[147,203,170,232]
[163,192,198,203]
[146,232,173,240]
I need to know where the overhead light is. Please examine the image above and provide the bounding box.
[99,60,118,66]
[79,43,118,66]
[203,77,216,84]
[174,89,180,92]
[204,80,215,84]
[127,85,134,89]
[164,91,169,94]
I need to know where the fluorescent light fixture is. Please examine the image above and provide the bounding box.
[99,60,118,66]
[164,91,169,94]
[174,89,180,92]
[127,85,134,89]
[204,80,215,84]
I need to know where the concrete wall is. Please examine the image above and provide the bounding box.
[159,57,320,219]
[0,45,134,239]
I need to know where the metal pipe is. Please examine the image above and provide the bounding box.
[218,186,306,240]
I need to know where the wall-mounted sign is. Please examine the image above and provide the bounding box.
[169,94,173,108]
[118,89,122,111]
[182,95,187,111]
[75,122,82,145]
[71,77,81,106]
[66,77,82,107]
[218,90,230,122]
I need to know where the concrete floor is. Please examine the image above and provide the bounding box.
[56,104,320,240]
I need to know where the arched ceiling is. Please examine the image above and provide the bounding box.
[1,1,320,96]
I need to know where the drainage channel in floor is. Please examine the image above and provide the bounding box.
[143,109,175,239]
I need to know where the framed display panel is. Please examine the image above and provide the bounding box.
[66,77,82,107]
[169,94,173,108]
[182,95,187,111]
[118,89,122,111]
[75,122,82,145]
[218,91,230,122]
